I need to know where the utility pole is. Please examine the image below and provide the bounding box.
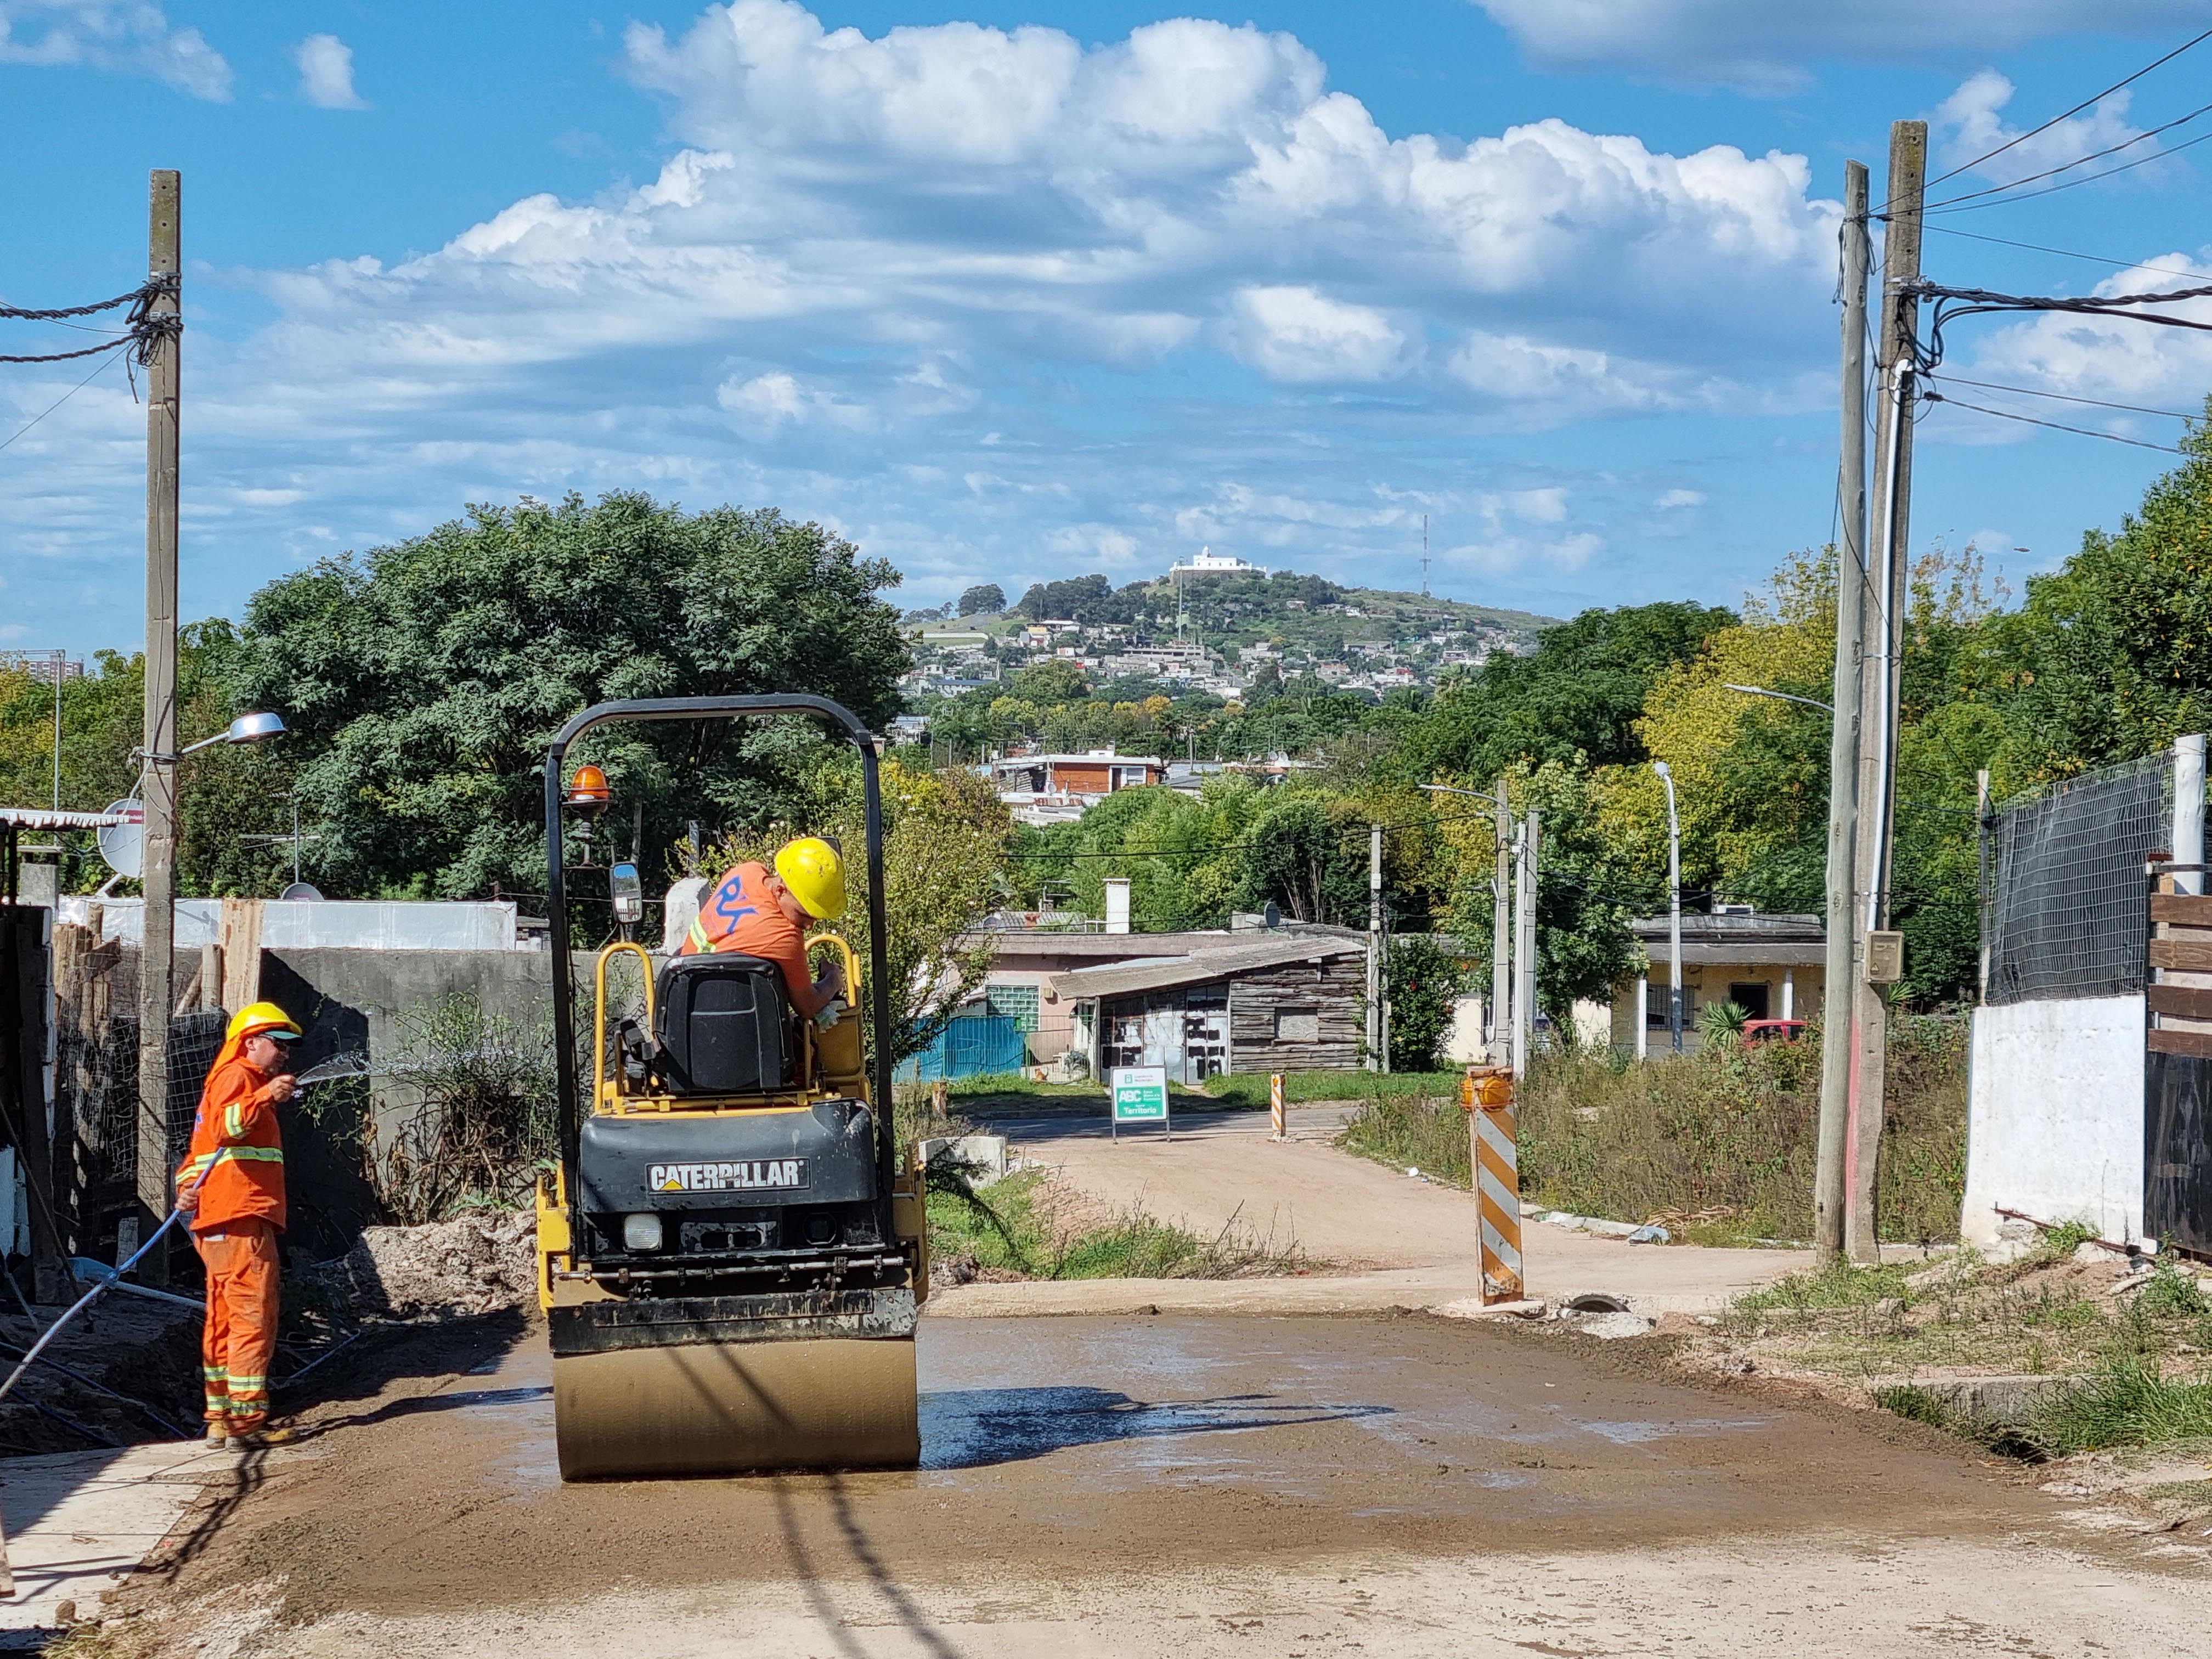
[136,169,182,1280]
[1492,782,1510,1064]
[1421,514,1430,597]
[1365,823,1383,1071]
[1847,121,1926,1263]
[1512,809,1539,1079]
[1814,159,1871,1265]
[1654,761,1683,1052]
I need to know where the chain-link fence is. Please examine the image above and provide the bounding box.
[1983,752,2173,1006]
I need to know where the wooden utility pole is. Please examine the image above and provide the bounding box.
[1847,123,1926,1262]
[1491,782,1510,1064]
[136,170,181,1276]
[1815,160,1871,1265]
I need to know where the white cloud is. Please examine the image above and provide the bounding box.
[1228,287,1408,383]
[1948,252,2212,444]
[295,32,367,110]
[1472,1,2208,91]
[3,2,1854,637]
[1655,488,1705,509]
[0,0,229,98]
[1933,71,2148,192]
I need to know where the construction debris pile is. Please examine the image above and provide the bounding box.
[318,1209,537,1320]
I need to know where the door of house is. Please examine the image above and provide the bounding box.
[1728,982,1771,1020]
[2146,876,2212,1255]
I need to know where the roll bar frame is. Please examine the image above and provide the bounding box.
[543,696,896,1238]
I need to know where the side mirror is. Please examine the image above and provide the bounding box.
[610,862,644,926]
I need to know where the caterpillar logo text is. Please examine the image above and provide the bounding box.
[649,1159,809,1193]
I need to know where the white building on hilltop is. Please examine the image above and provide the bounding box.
[1170,546,1265,578]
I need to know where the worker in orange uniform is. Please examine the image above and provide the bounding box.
[682,837,848,1017]
[176,1001,300,1451]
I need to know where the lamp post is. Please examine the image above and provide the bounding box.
[132,709,285,1279]
[1651,761,1682,1053]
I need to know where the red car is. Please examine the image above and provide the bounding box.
[1743,1018,1809,1045]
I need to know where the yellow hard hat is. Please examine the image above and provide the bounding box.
[226,1001,302,1043]
[774,836,847,921]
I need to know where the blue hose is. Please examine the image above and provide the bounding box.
[0,1206,188,1410]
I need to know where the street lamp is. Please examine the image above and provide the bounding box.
[136,709,287,764]
[1722,683,1835,715]
[1651,761,1683,1053]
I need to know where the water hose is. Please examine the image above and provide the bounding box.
[0,1206,187,1412]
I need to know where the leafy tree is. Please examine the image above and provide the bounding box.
[1008,659,1090,706]
[227,492,909,899]
[1404,600,1734,785]
[1386,933,1468,1071]
[957,583,1006,616]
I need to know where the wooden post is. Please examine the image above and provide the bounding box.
[136,168,182,1277]
[1815,158,1870,1266]
[1847,122,1926,1263]
[1464,1066,1521,1304]
[219,896,262,1013]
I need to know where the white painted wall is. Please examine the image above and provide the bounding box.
[1442,994,1488,1064]
[1963,995,2146,1248]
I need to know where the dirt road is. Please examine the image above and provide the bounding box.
[106,1311,2211,1657]
[994,1104,1810,1310]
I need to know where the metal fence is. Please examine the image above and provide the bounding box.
[1984,752,2172,1006]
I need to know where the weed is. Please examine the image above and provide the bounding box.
[1871,1382,1966,1430]
[2138,1267,2211,1320]
[2143,1477,2212,1505]
[1336,1091,1472,1188]
[1206,1070,1464,1108]
[924,1167,1308,1280]
[1724,1261,1916,1334]
[2029,1362,2212,1457]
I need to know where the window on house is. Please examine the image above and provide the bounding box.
[1276,1008,1320,1042]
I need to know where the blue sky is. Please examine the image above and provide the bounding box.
[7,1,2212,658]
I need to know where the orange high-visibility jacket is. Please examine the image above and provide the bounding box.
[682,861,815,1009]
[176,1056,287,1233]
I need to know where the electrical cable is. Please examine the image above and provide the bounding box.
[1918,390,2193,455]
[1906,26,2212,201]
[1923,224,2212,285]
[1921,98,2212,212]
[1926,124,2212,215]
[1925,372,2200,422]
[0,349,124,457]
[0,274,178,366]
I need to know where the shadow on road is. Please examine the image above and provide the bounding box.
[919,1385,1389,1470]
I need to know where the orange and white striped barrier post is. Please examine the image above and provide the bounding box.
[1269,1073,1286,1141]
[1462,1066,1522,1305]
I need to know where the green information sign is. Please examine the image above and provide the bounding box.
[1109,1066,1170,1138]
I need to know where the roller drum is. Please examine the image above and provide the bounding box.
[553,1335,919,1480]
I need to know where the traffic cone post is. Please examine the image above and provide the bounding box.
[1462,1066,1522,1305]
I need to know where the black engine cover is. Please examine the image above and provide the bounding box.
[576,1098,878,1214]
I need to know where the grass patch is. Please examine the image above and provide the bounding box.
[2143,1477,2212,1504]
[1726,1260,1917,1329]
[1335,1090,1472,1187]
[2029,1363,2212,1458]
[1203,1070,1464,1107]
[925,1167,1307,1280]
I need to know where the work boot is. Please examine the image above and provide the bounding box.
[202,1423,229,1448]
[225,1426,297,1451]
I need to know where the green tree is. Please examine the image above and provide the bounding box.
[957,583,1006,616]
[1386,933,1467,1070]
[228,492,909,899]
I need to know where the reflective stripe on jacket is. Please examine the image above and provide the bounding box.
[177,1055,286,1233]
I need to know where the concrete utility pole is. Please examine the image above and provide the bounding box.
[136,169,182,1277]
[1492,782,1511,1064]
[1365,823,1383,1070]
[1847,121,1927,1262]
[1512,810,1539,1079]
[1814,159,1871,1266]
[1654,761,1683,1052]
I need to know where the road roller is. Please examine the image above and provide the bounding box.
[535,695,927,1481]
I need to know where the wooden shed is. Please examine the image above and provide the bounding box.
[1049,932,1366,1082]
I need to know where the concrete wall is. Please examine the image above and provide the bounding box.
[1962,994,2146,1248]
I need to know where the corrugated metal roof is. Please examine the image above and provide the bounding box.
[1050,933,1363,1001]
[0,806,131,830]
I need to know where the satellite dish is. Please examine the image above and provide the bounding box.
[279,882,324,902]
[96,798,144,880]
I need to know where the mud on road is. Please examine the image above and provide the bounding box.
[104,1310,2212,1657]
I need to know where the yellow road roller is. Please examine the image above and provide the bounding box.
[535,695,926,1481]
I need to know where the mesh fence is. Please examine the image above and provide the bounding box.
[1984,752,2171,1006]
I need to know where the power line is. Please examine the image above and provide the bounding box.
[1910,25,2212,200]
[1927,123,2212,216]
[1922,224,2212,285]
[1922,98,2212,212]
[1919,390,2193,456]
[0,351,124,457]
[1925,371,2201,422]
[0,275,177,366]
